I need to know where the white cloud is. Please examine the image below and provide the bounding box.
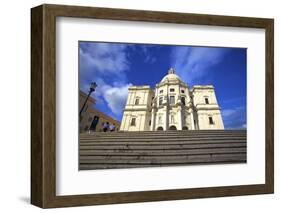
[103,83,132,115]
[79,43,130,82]
[79,42,135,120]
[170,46,229,84]
[221,106,246,129]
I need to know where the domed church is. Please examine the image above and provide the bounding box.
[120,68,224,131]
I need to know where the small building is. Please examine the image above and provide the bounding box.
[120,68,224,131]
[79,91,96,133]
[79,91,120,133]
[87,108,120,132]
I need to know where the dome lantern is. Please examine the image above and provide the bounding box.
[160,68,181,83]
[168,68,175,74]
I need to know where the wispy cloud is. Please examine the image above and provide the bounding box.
[139,45,157,64]
[144,55,156,64]
[221,96,246,105]
[221,106,246,129]
[79,42,160,120]
[79,42,130,83]
[170,46,229,84]
[79,42,133,120]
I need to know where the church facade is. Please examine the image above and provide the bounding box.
[120,68,224,131]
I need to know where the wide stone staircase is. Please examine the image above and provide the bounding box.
[79,130,246,170]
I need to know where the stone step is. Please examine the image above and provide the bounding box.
[80,140,246,146]
[80,160,246,170]
[80,138,246,144]
[80,153,246,161]
[81,133,246,139]
[79,130,247,170]
[80,137,247,144]
[79,153,246,165]
[80,147,246,156]
[79,143,246,150]
[81,130,246,137]
[87,130,245,134]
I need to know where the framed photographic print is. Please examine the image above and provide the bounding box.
[31,4,274,208]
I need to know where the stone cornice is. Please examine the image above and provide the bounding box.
[195,105,221,110]
[128,86,152,91]
[156,81,188,88]
[123,108,151,112]
[191,85,215,92]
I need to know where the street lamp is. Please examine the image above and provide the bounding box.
[79,82,97,117]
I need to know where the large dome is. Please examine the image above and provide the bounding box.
[160,68,182,83]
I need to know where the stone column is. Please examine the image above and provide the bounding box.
[120,114,127,131]
[164,105,168,131]
[190,109,195,130]
[151,108,155,131]
[139,114,143,131]
[178,106,183,130]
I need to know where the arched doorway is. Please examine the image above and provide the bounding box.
[157,126,163,131]
[169,125,177,130]
[90,116,99,131]
[182,126,188,130]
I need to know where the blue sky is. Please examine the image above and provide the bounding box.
[79,41,246,129]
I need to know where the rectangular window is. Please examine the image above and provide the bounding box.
[170,88,175,92]
[135,98,139,105]
[131,118,136,126]
[160,90,163,94]
[159,97,163,106]
[205,98,209,104]
[209,116,214,125]
[170,96,175,105]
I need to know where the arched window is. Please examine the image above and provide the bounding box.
[169,125,177,130]
[157,126,163,131]
[182,126,188,130]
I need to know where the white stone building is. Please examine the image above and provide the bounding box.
[120,68,224,131]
